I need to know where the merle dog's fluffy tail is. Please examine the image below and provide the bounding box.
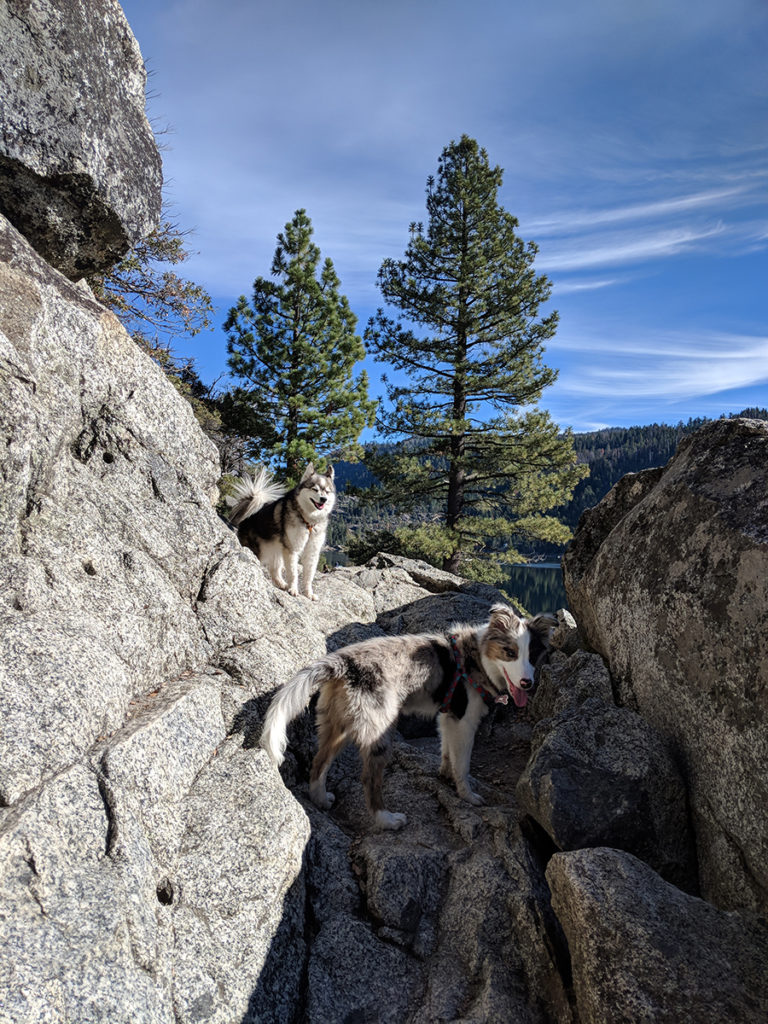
[259,659,338,765]
[226,467,286,527]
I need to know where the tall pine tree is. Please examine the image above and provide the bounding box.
[364,136,585,579]
[225,209,377,480]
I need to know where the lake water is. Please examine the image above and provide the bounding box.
[503,563,567,616]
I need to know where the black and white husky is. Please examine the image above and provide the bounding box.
[260,604,555,829]
[227,463,335,600]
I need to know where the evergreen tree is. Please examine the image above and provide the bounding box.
[363,136,585,579]
[225,209,377,480]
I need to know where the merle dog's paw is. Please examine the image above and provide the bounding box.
[375,810,407,830]
[310,790,335,810]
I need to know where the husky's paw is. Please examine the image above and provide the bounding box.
[287,586,299,597]
[375,810,407,830]
[302,590,317,601]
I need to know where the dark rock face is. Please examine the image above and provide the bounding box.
[563,418,768,914]
[548,847,768,1024]
[0,0,162,277]
[298,741,575,1024]
[517,696,696,890]
[529,647,613,721]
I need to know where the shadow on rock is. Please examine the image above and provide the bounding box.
[241,868,308,1024]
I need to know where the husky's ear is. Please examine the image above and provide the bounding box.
[488,603,521,633]
[529,612,557,644]
[300,463,315,483]
[326,464,334,480]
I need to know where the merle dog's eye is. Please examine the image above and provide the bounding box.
[505,647,518,659]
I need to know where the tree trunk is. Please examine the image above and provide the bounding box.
[443,292,467,574]
[443,431,465,574]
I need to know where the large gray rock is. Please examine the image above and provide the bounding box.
[171,741,309,1024]
[0,763,176,1024]
[529,648,614,722]
[0,213,222,804]
[517,697,696,889]
[349,551,520,624]
[563,417,768,913]
[0,211,378,1023]
[307,915,421,1024]
[547,847,768,1024]
[0,711,311,1024]
[0,0,162,277]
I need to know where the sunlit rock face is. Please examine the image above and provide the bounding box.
[0,213,224,805]
[564,416,768,915]
[0,0,162,278]
[0,208,328,1024]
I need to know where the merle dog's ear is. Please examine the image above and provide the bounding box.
[529,613,557,644]
[488,603,521,632]
[300,463,314,483]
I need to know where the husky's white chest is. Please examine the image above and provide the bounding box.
[284,517,325,554]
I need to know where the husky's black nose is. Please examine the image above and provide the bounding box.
[520,677,533,691]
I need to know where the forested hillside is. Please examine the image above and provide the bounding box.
[331,409,767,561]
[563,407,767,531]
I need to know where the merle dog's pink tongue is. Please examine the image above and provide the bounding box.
[511,686,528,708]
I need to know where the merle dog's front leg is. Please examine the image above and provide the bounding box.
[438,714,484,806]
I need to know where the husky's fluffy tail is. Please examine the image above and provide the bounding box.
[226,467,287,527]
[260,659,338,765]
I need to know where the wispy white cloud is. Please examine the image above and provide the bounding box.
[552,331,768,400]
[553,277,625,295]
[528,183,762,236]
[540,223,727,272]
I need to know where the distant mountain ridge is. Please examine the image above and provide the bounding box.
[562,408,767,531]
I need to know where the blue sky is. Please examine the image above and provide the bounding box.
[120,0,767,433]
